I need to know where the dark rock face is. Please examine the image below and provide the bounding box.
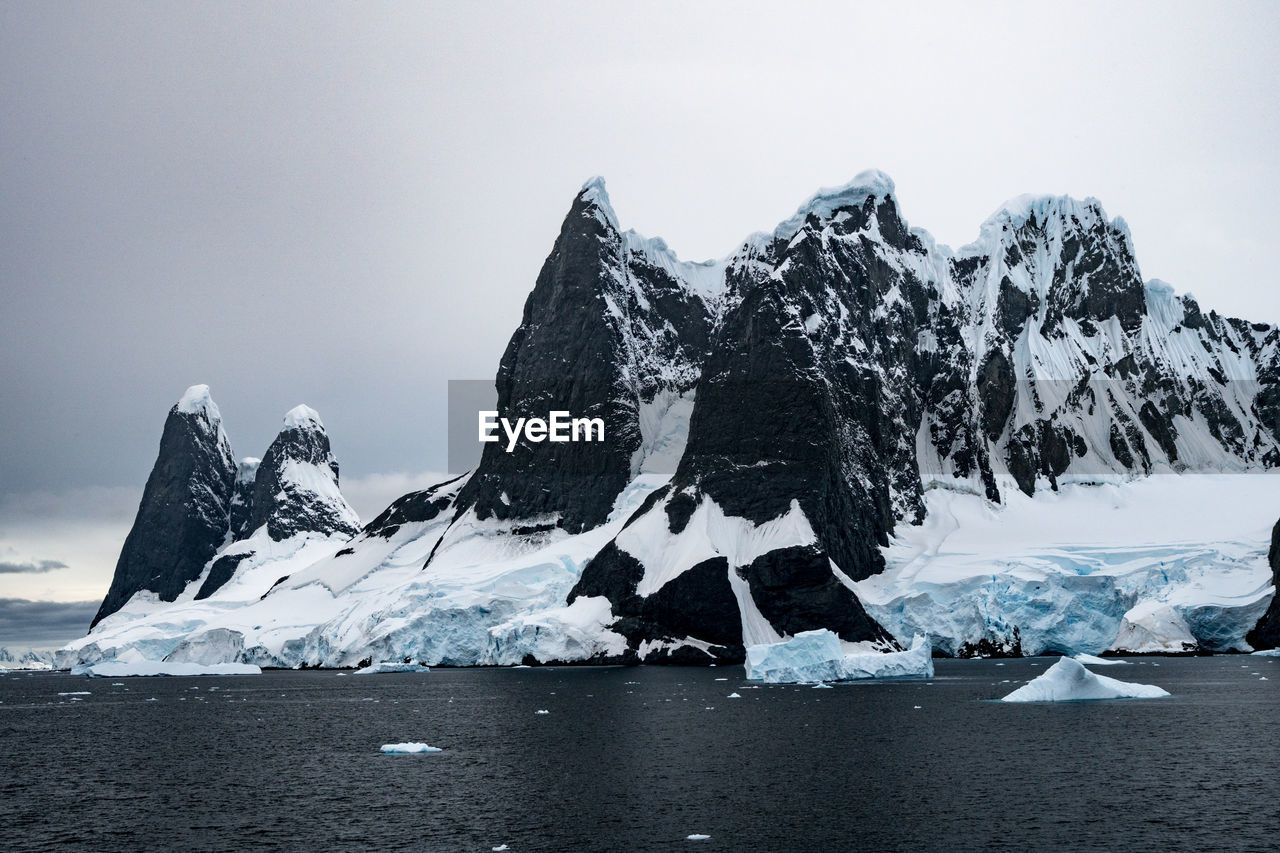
[193,552,252,601]
[452,180,715,535]
[245,406,360,542]
[740,546,890,643]
[1246,520,1280,650]
[227,457,260,540]
[573,547,744,662]
[363,474,467,539]
[978,350,1015,443]
[92,388,236,627]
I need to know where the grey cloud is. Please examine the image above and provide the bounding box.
[0,559,68,574]
[0,598,97,648]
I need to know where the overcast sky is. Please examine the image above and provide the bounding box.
[2,2,1278,642]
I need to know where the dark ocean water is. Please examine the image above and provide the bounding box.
[2,657,1278,852]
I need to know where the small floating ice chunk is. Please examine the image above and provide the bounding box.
[727,692,741,698]
[355,662,431,675]
[380,742,442,754]
[1001,658,1169,702]
[1073,653,1129,666]
[687,834,711,841]
[57,692,91,696]
[534,709,549,715]
[812,682,832,689]
[493,846,510,852]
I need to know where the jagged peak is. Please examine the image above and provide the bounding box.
[282,404,324,432]
[772,169,898,241]
[576,175,620,232]
[622,229,727,300]
[1143,278,1203,328]
[960,192,1135,261]
[988,192,1107,228]
[175,384,222,422]
[574,176,727,300]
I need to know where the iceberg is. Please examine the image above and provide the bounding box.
[744,630,933,683]
[354,662,431,675]
[1251,648,1280,657]
[1072,653,1129,666]
[71,661,261,678]
[164,628,247,666]
[1000,657,1168,702]
[379,742,442,754]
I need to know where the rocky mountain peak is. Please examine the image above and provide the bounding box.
[961,193,1145,337]
[577,175,621,232]
[245,405,359,542]
[91,385,238,627]
[448,179,720,536]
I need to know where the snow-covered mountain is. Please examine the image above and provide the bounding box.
[63,173,1280,668]
[71,391,362,663]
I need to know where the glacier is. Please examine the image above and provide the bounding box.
[853,474,1278,657]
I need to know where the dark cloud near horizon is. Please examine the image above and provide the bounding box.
[0,598,96,648]
[0,559,69,574]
